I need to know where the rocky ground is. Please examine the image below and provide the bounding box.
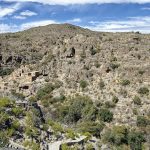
[0,24,150,150]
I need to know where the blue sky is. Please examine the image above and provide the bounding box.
[0,0,150,33]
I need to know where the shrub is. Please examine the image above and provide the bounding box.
[133,96,141,105]
[103,126,128,145]
[80,80,88,89]
[90,47,97,55]
[120,80,130,86]
[137,116,149,127]
[110,63,120,70]
[0,131,9,147]
[58,96,97,123]
[0,97,11,107]
[12,107,24,117]
[99,79,105,90]
[98,108,113,122]
[104,101,116,108]
[128,131,145,150]
[112,96,119,103]
[86,143,95,150]
[138,87,149,95]
[78,121,105,137]
[36,83,55,100]
[0,68,14,77]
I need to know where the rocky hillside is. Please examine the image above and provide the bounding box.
[0,24,150,149]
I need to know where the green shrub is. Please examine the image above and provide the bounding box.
[98,108,113,122]
[80,80,88,89]
[36,83,55,100]
[58,96,97,124]
[0,68,14,77]
[138,87,149,95]
[0,131,9,147]
[99,79,105,90]
[120,80,130,86]
[0,97,11,107]
[103,126,128,145]
[112,96,119,103]
[78,121,105,137]
[90,47,97,55]
[12,107,24,117]
[133,96,141,105]
[128,131,145,150]
[137,116,149,127]
[110,63,120,70]
[86,143,95,150]
[104,101,116,108]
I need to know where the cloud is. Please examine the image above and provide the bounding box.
[87,16,150,33]
[4,0,150,5]
[0,20,58,33]
[20,20,58,30]
[13,10,37,20]
[67,18,81,23]
[13,15,26,19]
[0,24,18,33]
[20,10,37,16]
[0,3,21,18]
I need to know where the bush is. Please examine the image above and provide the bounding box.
[86,143,95,150]
[103,126,128,145]
[59,96,97,123]
[36,83,55,100]
[133,96,141,105]
[99,79,105,90]
[120,80,130,86]
[90,47,97,55]
[0,97,11,107]
[112,96,119,103]
[0,68,14,77]
[98,108,113,122]
[128,131,145,150]
[104,101,116,108]
[110,63,120,70]
[80,80,88,89]
[78,121,105,137]
[12,107,24,117]
[138,87,149,95]
[137,116,149,127]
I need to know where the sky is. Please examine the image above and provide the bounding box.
[0,0,150,33]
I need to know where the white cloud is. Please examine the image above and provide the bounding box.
[87,16,150,33]
[0,3,20,18]
[0,24,18,33]
[13,15,26,19]
[20,20,58,30]
[4,0,150,5]
[20,10,37,16]
[0,20,58,33]
[12,10,37,20]
[67,18,81,23]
